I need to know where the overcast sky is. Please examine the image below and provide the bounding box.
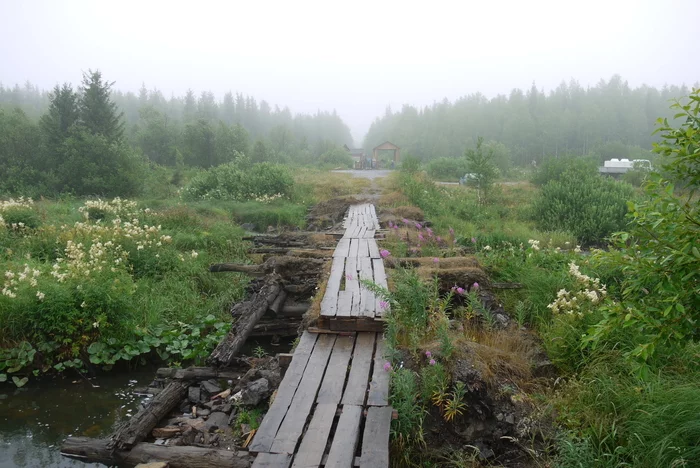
[2,0,698,144]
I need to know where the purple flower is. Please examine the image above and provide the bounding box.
[393,225,399,230]
[426,227,433,235]
[433,257,439,263]
[383,362,392,372]
[436,236,442,243]
[471,237,477,243]
[402,218,409,224]
[418,233,425,242]
[449,227,455,236]
[415,222,422,230]
[472,282,479,290]
[429,359,436,366]
[346,273,354,280]
[456,287,465,295]
[388,221,394,229]
[379,300,389,310]
[453,239,458,244]
[380,249,391,258]
[425,350,432,358]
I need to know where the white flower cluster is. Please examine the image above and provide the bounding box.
[78,198,139,220]
[547,262,607,316]
[0,197,34,212]
[2,264,42,300]
[252,193,284,204]
[528,239,541,251]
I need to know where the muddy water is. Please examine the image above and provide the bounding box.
[0,368,155,468]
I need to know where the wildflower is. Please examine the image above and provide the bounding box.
[383,362,392,372]
[93,321,100,328]
[433,257,439,263]
[425,350,432,358]
[429,359,436,366]
[379,300,389,310]
[436,236,442,243]
[418,233,425,242]
[483,245,492,251]
[36,291,45,301]
[456,287,465,295]
[426,227,433,236]
[472,282,479,290]
[81,301,87,308]
[402,218,409,224]
[415,222,422,229]
[380,249,391,258]
[388,221,394,229]
[574,245,582,253]
[471,237,476,243]
[191,250,198,259]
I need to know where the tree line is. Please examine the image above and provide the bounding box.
[0,72,353,196]
[363,75,697,167]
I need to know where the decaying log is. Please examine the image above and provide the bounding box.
[251,318,301,337]
[207,274,282,367]
[155,367,241,381]
[61,437,250,468]
[109,380,189,451]
[210,256,325,280]
[268,290,287,315]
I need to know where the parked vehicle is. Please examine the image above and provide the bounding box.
[598,158,653,176]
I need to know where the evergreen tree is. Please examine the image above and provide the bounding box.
[40,83,79,167]
[77,70,124,141]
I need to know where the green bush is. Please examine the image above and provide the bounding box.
[532,156,598,186]
[426,157,469,181]
[319,147,353,168]
[1,206,41,229]
[182,161,294,201]
[533,173,634,244]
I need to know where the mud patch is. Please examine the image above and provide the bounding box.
[306,196,361,230]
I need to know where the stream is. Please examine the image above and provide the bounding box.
[0,367,155,468]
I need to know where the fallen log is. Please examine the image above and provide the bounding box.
[251,318,301,337]
[61,437,251,468]
[208,273,282,367]
[268,290,287,316]
[155,367,241,381]
[109,380,189,451]
[210,256,325,280]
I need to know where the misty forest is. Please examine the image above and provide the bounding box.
[0,68,698,468]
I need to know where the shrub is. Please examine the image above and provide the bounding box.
[182,161,294,201]
[426,157,469,181]
[319,147,353,168]
[533,172,634,244]
[532,156,598,186]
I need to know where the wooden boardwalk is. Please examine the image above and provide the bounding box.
[250,203,391,468]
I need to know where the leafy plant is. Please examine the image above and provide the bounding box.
[443,382,467,422]
[253,345,268,358]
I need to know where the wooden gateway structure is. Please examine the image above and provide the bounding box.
[372,142,400,166]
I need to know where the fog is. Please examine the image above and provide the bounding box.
[2,0,699,143]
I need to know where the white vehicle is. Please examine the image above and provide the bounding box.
[599,158,653,175]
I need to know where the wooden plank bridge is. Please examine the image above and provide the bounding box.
[250,203,391,467]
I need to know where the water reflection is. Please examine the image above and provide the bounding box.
[0,369,155,468]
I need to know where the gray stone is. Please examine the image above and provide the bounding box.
[204,411,230,432]
[197,408,211,417]
[240,378,269,406]
[188,386,201,404]
[201,380,222,395]
[505,413,515,425]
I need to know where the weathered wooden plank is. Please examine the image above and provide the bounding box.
[357,239,369,258]
[270,334,336,454]
[320,257,345,317]
[333,238,351,258]
[360,406,392,467]
[365,229,376,239]
[317,335,354,404]
[324,405,363,468]
[249,332,318,453]
[341,332,376,406]
[253,452,292,468]
[372,258,389,317]
[348,238,359,258]
[345,257,359,295]
[290,403,337,468]
[368,239,380,259]
[358,257,375,318]
[335,290,353,318]
[358,226,368,239]
[367,336,389,406]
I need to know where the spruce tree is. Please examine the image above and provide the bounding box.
[78,69,124,141]
[40,83,79,166]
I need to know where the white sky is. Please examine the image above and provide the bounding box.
[1,0,698,144]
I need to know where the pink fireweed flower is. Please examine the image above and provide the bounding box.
[426,227,433,235]
[393,225,399,230]
[429,359,436,366]
[436,236,442,243]
[472,282,479,290]
[383,362,392,372]
[425,350,432,358]
[402,218,409,224]
[456,287,465,295]
[379,300,389,310]
[471,237,477,243]
[380,249,391,258]
[388,221,394,229]
[418,233,425,242]
[433,257,439,263]
[415,222,422,229]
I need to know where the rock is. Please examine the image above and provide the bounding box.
[533,359,557,378]
[505,413,515,425]
[473,441,495,460]
[152,426,181,439]
[201,380,222,395]
[240,378,269,406]
[135,462,168,468]
[198,408,211,417]
[204,411,230,433]
[188,386,201,404]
